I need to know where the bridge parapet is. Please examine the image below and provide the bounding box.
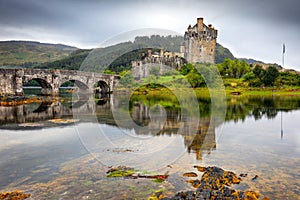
[0,68,119,96]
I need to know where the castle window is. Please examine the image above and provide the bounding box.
[198,46,202,52]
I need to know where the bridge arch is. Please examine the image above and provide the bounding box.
[23,78,53,96]
[95,80,110,94]
[60,79,89,89]
[94,80,110,99]
[59,79,90,96]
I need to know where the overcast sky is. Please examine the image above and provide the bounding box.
[0,0,299,69]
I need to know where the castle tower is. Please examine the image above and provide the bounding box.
[197,17,203,33]
[183,17,218,64]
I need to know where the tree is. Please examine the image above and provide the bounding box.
[253,65,265,80]
[217,59,250,78]
[275,71,300,86]
[262,66,279,86]
[104,69,116,74]
[119,70,134,88]
[185,69,205,88]
[243,71,255,81]
[238,60,250,78]
[179,63,194,75]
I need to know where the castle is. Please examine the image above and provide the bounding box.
[181,17,218,64]
[131,17,217,79]
[131,49,186,79]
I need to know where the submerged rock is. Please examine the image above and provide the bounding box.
[106,166,136,177]
[252,175,259,181]
[239,173,248,177]
[0,190,31,200]
[162,166,265,200]
[183,172,198,177]
[106,166,169,182]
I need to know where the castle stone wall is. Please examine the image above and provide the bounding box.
[183,17,218,64]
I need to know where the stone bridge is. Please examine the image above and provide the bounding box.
[0,68,120,96]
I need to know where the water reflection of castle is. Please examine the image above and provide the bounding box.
[131,102,217,160]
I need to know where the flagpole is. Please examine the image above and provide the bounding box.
[282,53,284,68]
[281,43,285,139]
[281,111,283,139]
[282,43,285,68]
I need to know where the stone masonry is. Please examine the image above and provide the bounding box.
[0,68,120,96]
[182,17,218,64]
[131,49,186,79]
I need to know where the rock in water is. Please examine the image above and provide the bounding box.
[183,172,198,177]
[0,190,31,200]
[163,166,263,200]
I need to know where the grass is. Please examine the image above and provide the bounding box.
[133,84,300,96]
[119,74,300,98]
[225,86,300,96]
[220,77,300,96]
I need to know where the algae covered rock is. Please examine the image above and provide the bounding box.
[0,190,31,200]
[163,166,265,200]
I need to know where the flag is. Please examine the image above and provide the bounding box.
[283,43,285,54]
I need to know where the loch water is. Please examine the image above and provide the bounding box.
[0,90,300,199]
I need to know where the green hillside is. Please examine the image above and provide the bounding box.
[216,43,235,63]
[35,35,235,72]
[0,41,77,67]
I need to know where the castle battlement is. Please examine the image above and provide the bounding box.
[182,17,218,64]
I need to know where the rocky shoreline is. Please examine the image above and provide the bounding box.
[159,166,269,200]
[0,95,42,106]
[0,95,65,106]
[0,190,30,200]
[0,166,271,200]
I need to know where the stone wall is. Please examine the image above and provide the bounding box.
[131,49,186,79]
[182,17,218,64]
[0,69,119,96]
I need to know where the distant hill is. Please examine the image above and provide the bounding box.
[0,41,77,67]
[238,58,261,65]
[239,58,284,71]
[216,43,235,63]
[36,35,236,72]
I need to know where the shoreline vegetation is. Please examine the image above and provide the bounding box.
[1,86,300,106]
[119,86,300,97]
[113,59,300,99]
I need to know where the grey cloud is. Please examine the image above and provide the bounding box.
[0,0,299,68]
[0,0,58,26]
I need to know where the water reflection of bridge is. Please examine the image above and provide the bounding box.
[0,97,94,125]
[0,95,218,160]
